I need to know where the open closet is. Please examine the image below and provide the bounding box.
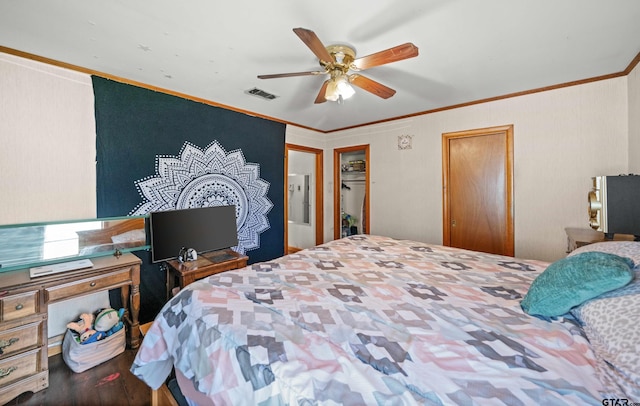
[333,145,369,239]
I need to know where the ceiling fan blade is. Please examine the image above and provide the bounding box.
[293,27,334,63]
[258,71,325,79]
[314,80,329,104]
[349,74,396,99]
[352,43,418,70]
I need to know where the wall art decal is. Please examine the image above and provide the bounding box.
[129,140,273,254]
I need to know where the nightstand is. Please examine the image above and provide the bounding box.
[565,227,634,253]
[165,249,248,299]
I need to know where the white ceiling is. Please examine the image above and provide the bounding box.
[1,0,639,132]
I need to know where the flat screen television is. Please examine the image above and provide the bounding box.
[149,205,239,263]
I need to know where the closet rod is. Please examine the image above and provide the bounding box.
[342,179,366,182]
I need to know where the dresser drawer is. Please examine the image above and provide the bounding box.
[1,291,39,322]
[0,348,42,388]
[45,268,132,302]
[0,371,48,406]
[0,322,42,358]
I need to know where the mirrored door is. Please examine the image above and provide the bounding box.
[285,144,323,253]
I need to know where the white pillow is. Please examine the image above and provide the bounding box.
[569,241,640,268]
[569,241,640,398]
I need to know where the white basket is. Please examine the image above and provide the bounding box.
[62,327,125,373]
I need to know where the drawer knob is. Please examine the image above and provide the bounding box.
[15,303,23,311]
[0,338,18,355]
[0,366,17,379]
[90,282,97,287]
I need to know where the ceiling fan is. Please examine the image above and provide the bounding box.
[257,28,419,104]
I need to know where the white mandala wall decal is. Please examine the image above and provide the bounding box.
[129,140,273,254]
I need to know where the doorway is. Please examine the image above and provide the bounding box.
[334,145,370,240]
[285,144,323,253]
[442,125,514,256]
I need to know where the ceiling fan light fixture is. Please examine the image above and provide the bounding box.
[325,74,355,102]
[258,28,418,105]
[337,76,355,99]
[325,80,339,102]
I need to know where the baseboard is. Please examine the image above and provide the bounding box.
[47,333,65,357]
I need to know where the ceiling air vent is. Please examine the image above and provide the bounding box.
[245,87,278,100]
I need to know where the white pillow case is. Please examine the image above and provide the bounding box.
[569,241,640,398]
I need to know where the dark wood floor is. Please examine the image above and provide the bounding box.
[7,348,150,406]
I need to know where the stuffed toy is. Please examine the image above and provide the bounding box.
[66,313,103,344]
[94,308,120,332]
[104,308,126,337]
[95,307,126,337]
[67,308,125,345]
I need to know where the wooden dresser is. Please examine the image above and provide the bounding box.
[0,253,141,404]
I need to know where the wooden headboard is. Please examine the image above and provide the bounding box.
[76,217,146,247]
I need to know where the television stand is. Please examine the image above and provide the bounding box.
[202,249,238,263]
[165,249,248,299]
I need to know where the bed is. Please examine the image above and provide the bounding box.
[131,235,640,405]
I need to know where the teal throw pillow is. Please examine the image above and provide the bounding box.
[521,252,634,317]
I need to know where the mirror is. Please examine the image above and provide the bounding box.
[285,144,323,254]
[0,215,149,272]
[288,174,311,225]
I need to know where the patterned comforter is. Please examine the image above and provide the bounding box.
[131,235,605,405]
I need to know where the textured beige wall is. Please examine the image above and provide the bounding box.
[0,52,96,225]
[0,53,106,338]
[289,77,630,262]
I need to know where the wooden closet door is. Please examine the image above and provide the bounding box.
[442,125,514,256]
